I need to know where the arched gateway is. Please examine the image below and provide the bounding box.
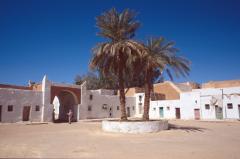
[50,85,81,122]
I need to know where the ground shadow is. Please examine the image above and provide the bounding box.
[53,119,77,123]
[168,123,207,133]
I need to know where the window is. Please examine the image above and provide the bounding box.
[117,106,119,110]
[8,105,13,112]
[195,100,198,104]
[35,105,40,111]
[153,107,156,111]
[205,104,210,110]
[139,95,142,101]
[227,103,233,109]
[132,106,135,111]
[89,94,93,100]
[88,105,92,111]
[167,106,170,110]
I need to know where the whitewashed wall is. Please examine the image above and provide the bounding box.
[195,87,240,120]
[180,91,201,120]
[179,87,240,120]
[79,82,136,119]
[149,100,180,119]
[0,88,43,122]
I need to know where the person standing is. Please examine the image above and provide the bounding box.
[67,109,73,124]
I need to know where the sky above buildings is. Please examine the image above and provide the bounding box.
[0,0,239,85]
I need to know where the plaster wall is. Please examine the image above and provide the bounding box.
[0,88,43,122]
[79,82,136,119]
[149,100,180,119]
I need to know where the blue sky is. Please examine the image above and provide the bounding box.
[0,0,239,85]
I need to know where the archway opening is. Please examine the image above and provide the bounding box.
[53,91,78,122]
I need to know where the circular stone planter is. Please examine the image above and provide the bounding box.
[102,120,168,134]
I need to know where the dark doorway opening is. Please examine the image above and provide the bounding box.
[127,107,130,117]
[238,105,240,119]
[175,108,181,119]
[22,106,31,121]
[0,105,2,122]
[54,91,78,123]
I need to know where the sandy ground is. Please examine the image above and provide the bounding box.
[0,120,240,159]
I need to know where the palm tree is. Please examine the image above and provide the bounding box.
[90,8,145,120]
[142,37,190,120]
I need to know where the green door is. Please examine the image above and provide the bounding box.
[159,107,164,118]
[215,106,223,120]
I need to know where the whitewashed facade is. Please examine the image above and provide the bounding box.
[0,76,239,123]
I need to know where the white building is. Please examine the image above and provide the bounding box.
[0,76,239,123]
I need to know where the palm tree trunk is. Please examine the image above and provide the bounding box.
[143,73,151,121]
[118,55,127,121]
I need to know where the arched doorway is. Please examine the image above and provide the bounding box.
[53,91,78,122]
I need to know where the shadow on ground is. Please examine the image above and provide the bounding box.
[168,123,207,132]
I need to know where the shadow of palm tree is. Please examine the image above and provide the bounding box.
[168,124,207,132]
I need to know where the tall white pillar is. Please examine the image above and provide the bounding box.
[41,75,52,122]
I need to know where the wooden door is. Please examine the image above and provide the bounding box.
[215,106,223,120]
[22,106,31,121]
[159,107,164,118]
[194,109,200,120]
[0,105,2,122]
[175,108,181,119]
[127,107,130,117]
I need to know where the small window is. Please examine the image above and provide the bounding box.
[153,107,156,111]
[205,104,210,110]
[139,95,142,101]
[88,105,92,111]
[89,94,93,100]
[195,100,197,104]
[8,105,13,112]
[227,103,233,109]
[167,106,170,110]
[132,106,135,110]
[117,106,119,110]
[35,105,40,111]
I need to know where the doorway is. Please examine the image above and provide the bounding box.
[215,106,223,119]
[238,105,240,119]
[0,105,2,122]
[56,91,78,122]
[22,106,31,121]
[127,107,130,117]
[175,108,181,119]
[159,107,164,118]
[194,109,200,120]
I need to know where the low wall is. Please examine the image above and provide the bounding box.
[102,120,168,133]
